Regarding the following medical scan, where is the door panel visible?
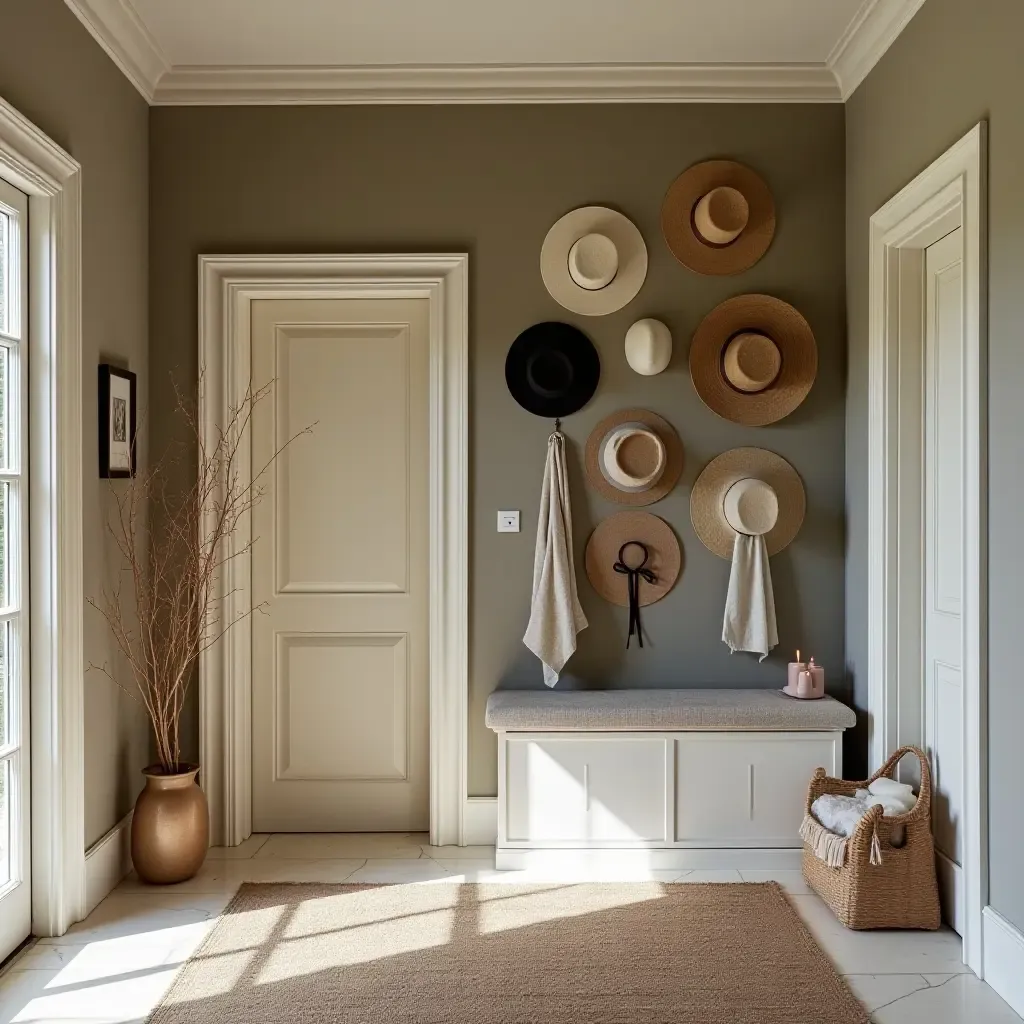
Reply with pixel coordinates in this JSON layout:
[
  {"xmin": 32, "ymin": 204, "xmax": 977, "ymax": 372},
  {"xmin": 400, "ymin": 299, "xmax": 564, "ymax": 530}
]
[
  {"xmin": 924, "ymin": 227, "xmax": 965, "ymax": 933},
  {"xmin": 251, "ymin": 298, "xmax": 429, "ymax": 832}
]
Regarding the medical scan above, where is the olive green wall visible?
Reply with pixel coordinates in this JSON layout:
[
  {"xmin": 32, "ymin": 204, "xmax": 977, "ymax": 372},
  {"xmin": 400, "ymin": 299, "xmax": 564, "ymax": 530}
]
[
  {"xmin": 150, "ymin": 103, "xmax": 847, "ymax": 796},
  {"xmin": 0, "ymin": 0, "xmax": 150, "ymax": 848},
  {"xmin": 846, "ymin": 0, "xmax": 1024, "ymax": 934}
]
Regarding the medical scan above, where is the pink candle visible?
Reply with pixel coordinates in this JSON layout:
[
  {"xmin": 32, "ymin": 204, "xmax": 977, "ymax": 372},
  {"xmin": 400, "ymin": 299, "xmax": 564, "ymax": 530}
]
[{"xmin": 787, "ymin": 650, "xmax": 806, "ymax": 692}]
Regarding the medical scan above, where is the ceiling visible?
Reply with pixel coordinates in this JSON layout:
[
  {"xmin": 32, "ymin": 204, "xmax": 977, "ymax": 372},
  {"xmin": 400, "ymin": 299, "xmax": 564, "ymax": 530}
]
[{"xmin": 64, "ymin": 0, "xmax": 928, "ymax": 105}]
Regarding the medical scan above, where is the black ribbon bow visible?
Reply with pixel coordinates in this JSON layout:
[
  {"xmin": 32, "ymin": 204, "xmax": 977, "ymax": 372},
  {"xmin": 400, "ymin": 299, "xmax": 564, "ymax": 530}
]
[{"xmin": 613, "ymin": 541, "xmax": 658, "ymax": 649}]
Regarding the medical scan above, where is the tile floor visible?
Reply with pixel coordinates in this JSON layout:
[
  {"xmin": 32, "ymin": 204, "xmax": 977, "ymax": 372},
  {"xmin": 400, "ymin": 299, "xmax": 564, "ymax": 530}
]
[{"xmin": 0, "ymin": 833, "xmax": 1018, "ymax": 1023}]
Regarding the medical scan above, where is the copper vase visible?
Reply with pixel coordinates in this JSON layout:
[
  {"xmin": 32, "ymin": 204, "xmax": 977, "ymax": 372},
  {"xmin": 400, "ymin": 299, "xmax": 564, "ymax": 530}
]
[{"xmin": 131, "ymin": 763, "xmax": 209, "ymax": 884}]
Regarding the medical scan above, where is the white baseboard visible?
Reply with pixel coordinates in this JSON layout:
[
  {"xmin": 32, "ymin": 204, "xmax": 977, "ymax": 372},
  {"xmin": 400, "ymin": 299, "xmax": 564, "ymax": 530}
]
[
  {"xmin": 463, "ymin": 797, "xmax": 497, "ymax": 846},
  {"xmin": 495, "ymin": 848, "xmax": 803, "ymax": 871},
  {"xmin": 983, "ymin": 906, "xmax": 1024, "ymax": 1018},
  {"xmin": 84, "ymin": 812, "xmax": 133, "ymax": 915}
]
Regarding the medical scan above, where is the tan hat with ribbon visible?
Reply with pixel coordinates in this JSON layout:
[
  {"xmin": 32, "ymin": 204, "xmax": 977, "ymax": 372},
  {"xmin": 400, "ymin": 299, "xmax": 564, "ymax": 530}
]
[
  {"xmin": 585, "ymin": 408, "xmax": 683, "ymax": 506},
  {"xmin": 690, "ymin": 447, "xmax": 805, "ymax": 559},
  {"xmin": 690, "ymin": 294, "xmax": 817, "ymax": 426},
  {"xmin": 661, "ymin": 160, "xmax": 775, "ymax": 276},
  {"xmin": 541, "ymin": 206, "xmax": 648, "ymax": 316}
]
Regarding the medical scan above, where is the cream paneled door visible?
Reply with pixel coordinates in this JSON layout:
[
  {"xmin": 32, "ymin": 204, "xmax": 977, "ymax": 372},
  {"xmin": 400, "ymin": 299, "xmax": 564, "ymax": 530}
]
[
  {"xmin": 924, "ymin": 227, "xmax": 965, "ymax": 933},
  {"xmin": 251, "ymin": 298, "xmax": 430, "ymax": 832}
]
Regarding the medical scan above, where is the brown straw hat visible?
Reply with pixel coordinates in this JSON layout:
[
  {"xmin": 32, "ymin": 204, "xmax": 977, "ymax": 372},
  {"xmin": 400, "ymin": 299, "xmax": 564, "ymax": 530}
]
[
  {"xmin": 584, "ymin": 408, "xmax": 683, "ymax": 506},
  {"xmin": 661, "ymin": 160, "xmax": 775, "ymax": 276},
  {"xmin": 585, "ymin": 512, "xmax": 681, "ymax": 607},
  {"xmin": 690, "ymin": 447, "xmax": 806, "ymax": 559},
  {"xmin": 690, "ymin": 294, "xmax": 817, "ymax": 426}
]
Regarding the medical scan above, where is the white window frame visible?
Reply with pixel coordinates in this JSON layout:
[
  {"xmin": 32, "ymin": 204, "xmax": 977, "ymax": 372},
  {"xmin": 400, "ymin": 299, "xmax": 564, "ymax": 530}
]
[
  {"xmin": 198, "ymin": 254, "xmax": 469, "ymax": 849},
  {"xmin": 0, "ymin": 95, "xmax": 86, "ymax": 936}
]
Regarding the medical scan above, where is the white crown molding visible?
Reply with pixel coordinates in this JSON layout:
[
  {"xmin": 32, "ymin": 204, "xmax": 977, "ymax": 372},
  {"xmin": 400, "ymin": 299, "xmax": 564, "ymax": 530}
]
[
  {"xmin": 63, "ymin": 0, "xmax": 168, "ymax": 102},
  {"xmin": 152, "ymin": 62, "xmax": 842, "ymax": 105},
  {"xmin": 828, "ymin": 0, "xmax": 929, "ymax": 100}
]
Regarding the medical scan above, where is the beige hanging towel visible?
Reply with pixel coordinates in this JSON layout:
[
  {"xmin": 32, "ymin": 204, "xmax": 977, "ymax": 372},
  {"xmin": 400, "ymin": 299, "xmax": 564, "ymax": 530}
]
[
  {"xmin": 524, "ymin": 432, "xmax": 588, "ymax": 687},
  {"xmin": 722, "ymin": 532, "xmax": 778, "ymax": 661}
]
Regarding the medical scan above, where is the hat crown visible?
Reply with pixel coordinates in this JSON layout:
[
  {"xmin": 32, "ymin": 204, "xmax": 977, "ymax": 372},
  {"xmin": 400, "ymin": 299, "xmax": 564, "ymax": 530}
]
[
  {"xmin": 694, "ymin": 186, "xmax": 750, "ymax": 246},
  {"xmin": 602, "ymin": 424, "xmax": 666, "ymax": 491},
  {"xmin": 723, "ymin": 332, "xmax": 782, "ymax": 394},
  {"xmin": 624, "ymin": 319, "xmax": 672, "ymax": 376},
  {"xmin": 723, "ymin": 478, "xmax": 779, "ymax": 536},
  {"xmin": 567, "ymin": 232, "xmax": 619, "ymax": 291}
]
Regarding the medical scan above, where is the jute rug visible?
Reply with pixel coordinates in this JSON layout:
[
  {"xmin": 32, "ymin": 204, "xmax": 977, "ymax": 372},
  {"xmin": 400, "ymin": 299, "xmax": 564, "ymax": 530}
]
[{"xmin": 149, "ymin": 882, "xmax": 868, "ymax": 1023}]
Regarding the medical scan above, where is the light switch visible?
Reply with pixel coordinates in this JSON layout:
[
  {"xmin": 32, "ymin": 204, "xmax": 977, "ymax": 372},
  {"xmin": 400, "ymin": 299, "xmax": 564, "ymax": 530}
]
[{"xmin": 497, "ymin": 510, "xmax": 520, "ymax": 533}]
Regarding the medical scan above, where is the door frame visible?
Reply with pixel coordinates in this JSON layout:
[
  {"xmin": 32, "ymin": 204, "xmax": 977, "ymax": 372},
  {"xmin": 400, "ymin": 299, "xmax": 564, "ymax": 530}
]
[
  {"xmin": 0, "ymin": 96, "xmax": 86, "ymax": 936},
  {"xmin": 867, "ymin": 122, "xmax": 986, "ymax": 971},
  {"xmin": 198, "ymin": 254, "xmax": 469, "ymax": 848}
]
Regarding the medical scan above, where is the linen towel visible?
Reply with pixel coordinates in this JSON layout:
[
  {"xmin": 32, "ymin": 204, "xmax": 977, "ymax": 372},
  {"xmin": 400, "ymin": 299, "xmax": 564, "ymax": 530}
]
[
  {"xmin": 523, "ymin": 432, "xmax": 588, "ymax": 687},
  {"xmin": 722, "ymin": 532, "xmax": 778, "ymax": 660}
]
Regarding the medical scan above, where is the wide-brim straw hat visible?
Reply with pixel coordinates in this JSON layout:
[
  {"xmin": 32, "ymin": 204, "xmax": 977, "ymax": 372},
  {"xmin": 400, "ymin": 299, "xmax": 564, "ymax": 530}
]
[
  {"xmin": 690, "ymin": 447, "xmax": 805, "ymax": 559},
  {"xmin": 661, "ymin": 159, "xmax": 775, "ymax": 276},
  {"xmin": 505, "ymin": 321, "xmax": 601, "ymax": 418},
  {"xmin": 585, "ymin": 408, "xmax": 683, "ymax": 506},
  {"xmin": 690, "ymin": 294, "xmax": 817, "ymax": 426},
  {"xmin": 541, "ymin": 206, "xmax": 648, "ymax": 316},
  {"xmin": 585, "ymin": 512, "xmax": 681, "ymax": 607}
]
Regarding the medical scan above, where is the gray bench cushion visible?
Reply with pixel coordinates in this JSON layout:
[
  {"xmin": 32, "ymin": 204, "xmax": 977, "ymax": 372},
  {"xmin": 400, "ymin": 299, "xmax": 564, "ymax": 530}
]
[{"xmin": 485, "ymin": 688, "xmax": 856, "ymax": 732}]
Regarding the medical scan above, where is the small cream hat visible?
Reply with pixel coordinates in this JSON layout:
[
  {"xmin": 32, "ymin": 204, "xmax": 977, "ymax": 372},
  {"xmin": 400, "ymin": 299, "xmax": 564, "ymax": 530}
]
[
  {"xmin": 690, "ymin": 447, "xmax": 805, "ymax": 559},
  {"xmin": 625, "ymin": 319, "xmax": 672, "ymax": 375},
  {"xmin": 541, "ymin": 206, "xmax": 648, "ymax": 316}
]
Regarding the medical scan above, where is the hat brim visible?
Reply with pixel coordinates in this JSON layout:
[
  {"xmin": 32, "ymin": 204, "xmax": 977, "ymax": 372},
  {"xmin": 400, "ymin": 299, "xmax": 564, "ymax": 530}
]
[
  {"xmin": 662, "ymin": 160, "xmax": 775, "ymax": 276},
  {"xmin": 585, "ymin": 512, "xmax": 681, "ymax": 607},
  {"xmin": 541, "ymin": 206, "xmax": 648, "ymax": 316},
  {"xmin": 690, "ymin": 447, "xmax": 805, "ymax": 559},
  {"xmin": 505, "ymin": 321, "xmax": 601, "ymax": 418},
  {"xmin": 585, "ymin": 408, "xmax": 684, "ymax": 506},
  {"xmin": 690, "ymin": 294, "xmax": 817, "ymax": 426}
]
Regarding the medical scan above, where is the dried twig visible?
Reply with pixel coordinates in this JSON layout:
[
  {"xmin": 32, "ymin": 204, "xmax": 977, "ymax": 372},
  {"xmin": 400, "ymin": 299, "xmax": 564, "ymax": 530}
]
[{"xmin": 89, "ymin": 371, "xmax": 312, "ymax": 772}]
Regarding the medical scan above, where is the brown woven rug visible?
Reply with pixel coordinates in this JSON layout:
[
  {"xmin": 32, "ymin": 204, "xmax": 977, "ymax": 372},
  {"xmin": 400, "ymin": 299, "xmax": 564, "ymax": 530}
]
[{"xmin": 149, "ymin": 882, "xmax": 867, "ymax": 1023}]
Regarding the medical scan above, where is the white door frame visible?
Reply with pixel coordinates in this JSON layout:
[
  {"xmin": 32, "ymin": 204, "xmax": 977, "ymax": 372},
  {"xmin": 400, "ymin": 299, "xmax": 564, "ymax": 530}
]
[
  {"xmin": 867, "ymin": 122, "xmax": 986, "ymax": 972},
  {"xmin": 198, "ymin": 254, "xmax": 469, "ymax": 848},
  {"xmin": 0, "ymin": 96, "xmax": 86, "ymax": 936}
]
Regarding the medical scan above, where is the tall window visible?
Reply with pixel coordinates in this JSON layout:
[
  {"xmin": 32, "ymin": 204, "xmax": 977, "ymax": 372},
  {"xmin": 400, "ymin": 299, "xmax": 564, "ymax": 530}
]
[{"xmin": 0, "ymin": 176, "xmax": 30, "ymax": 959}]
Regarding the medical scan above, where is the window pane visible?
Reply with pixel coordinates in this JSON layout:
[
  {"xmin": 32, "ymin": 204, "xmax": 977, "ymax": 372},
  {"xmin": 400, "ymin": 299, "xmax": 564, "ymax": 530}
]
[
  {"xmin": 0, "ymin": 623, "xmax": 6, "ymax": 750},
  {"xmin": 0, "ymin": 346, "xmax": 7, "ymax": 469},
  {"xmin": 0, "ymin": 482, "xmax": 7, "ymax": 607},
  {"xmin": 0, "ymin": 210, "xmax": 7, "ymax": 334},
  {"xmin": 0, "ymin": 759, "xmax": 9, "ymax": 887}
]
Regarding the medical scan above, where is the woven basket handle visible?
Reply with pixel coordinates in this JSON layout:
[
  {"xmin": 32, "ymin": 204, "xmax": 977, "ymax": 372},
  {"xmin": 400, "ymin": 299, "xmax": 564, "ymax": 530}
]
[{"xmin": 868, "ymin": 744, "xmax": 932, "ymax": 820}]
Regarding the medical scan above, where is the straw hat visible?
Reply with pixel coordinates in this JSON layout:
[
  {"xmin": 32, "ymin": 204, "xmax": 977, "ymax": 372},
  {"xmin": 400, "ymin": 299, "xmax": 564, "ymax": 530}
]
[
  {"xmin": 625, "ymin": 318, "xmax": 672, "ymax": 375},
  {"xmin": 690, "ymin": 447, "xmax": 805, "ymax": 559},
  {"xmin": 690, "ymin": 294, "xmax": 817, "ymax": 426},
  {"xmin": 661, "ymin": 160, "xmax": 775, "ymax": 276},
  {"xmin": 585, "ymin": 512, "xmax": 681, "ymax": 607},
  {"xmin": 585, "ymin": 408, "xmax": 683, "ymax": 506},
  {"xmin": 505, "ymin": 321, "xmax": 600, "ymax": 418},
  {"xmin": 541, "ymin": 206, "xmax": 648, "ymax": 316}
]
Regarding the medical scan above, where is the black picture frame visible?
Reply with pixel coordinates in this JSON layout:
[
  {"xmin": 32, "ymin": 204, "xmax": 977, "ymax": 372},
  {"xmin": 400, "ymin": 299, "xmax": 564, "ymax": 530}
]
[{"xmin": 98, "ymin": 364, "xmax": 137, "ymax": 478}]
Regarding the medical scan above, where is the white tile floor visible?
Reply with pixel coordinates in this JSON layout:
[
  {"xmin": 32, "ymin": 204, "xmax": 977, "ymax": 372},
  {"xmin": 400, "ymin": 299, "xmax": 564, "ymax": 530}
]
[{"xmin": 0, "ymin": 834, "xmax": 1018, "ymax": 1023}]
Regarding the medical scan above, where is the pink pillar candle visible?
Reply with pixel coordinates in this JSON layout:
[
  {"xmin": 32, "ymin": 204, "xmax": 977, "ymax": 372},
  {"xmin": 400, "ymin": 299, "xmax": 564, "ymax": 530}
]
[{"xmin": 787, "ymin": 651, "xmax": 806, "ymax": 692}]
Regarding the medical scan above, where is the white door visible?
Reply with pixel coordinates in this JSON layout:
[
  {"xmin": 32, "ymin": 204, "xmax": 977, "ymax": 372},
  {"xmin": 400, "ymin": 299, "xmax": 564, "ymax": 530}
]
[
  {"xmin": 923, "ymin": 227, "xmax": 965, "ymax": 934},
  {"xmin": 251, "ymin": 297, "xmax": 430, "ymax": 832},
  {"xmin": 0, "ymin": 177, "xmax": 31, "ymax": 960}
]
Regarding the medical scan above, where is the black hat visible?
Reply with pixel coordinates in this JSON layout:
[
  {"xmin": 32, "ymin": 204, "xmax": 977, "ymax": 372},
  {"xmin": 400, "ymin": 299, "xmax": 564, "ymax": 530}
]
[{"xmin": 505, "ymin": 322, "xmax": 600, "ymax": 419}]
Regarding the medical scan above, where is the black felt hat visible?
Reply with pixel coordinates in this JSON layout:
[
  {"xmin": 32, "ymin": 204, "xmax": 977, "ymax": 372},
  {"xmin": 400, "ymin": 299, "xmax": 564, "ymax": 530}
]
[{"xmin": 505, "ymin": 322, "xmax": 600, "ymax": 419}]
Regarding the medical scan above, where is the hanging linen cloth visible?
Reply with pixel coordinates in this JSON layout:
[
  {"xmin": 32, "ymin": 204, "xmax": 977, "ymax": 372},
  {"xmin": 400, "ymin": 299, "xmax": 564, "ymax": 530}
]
[
  {"xmin": 523, "ymin": 431, "xmax": 588, "ymax": 686},
  {"xmin": 722, "ymin": 532, "xmax": 778, "ymax": 661}
]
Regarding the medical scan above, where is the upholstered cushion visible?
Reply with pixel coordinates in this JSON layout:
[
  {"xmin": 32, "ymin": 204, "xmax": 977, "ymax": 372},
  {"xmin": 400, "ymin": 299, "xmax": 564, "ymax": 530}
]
[{"xmin": 485, "ymin": 688, "xmax": 856, "ymax": 732}]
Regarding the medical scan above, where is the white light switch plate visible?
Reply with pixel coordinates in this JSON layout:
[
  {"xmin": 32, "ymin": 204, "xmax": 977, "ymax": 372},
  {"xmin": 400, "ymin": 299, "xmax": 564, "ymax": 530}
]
[{"xmin": 497, "ymin": 510, "xmax": 520, "ymax": 533}]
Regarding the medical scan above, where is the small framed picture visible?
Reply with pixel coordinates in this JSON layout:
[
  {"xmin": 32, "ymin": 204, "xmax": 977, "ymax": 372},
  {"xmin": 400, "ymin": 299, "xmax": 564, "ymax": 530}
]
[{"xmin": 98, "ymin": 364, "xmax": 137, "ymax": 478}]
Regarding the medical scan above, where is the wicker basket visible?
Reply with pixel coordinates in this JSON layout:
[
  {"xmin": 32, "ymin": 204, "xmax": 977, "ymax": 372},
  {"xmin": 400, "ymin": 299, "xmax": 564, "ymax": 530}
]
[{"xmin": 801, "ymin": 745, "xmax": 941, "ymax": 930}]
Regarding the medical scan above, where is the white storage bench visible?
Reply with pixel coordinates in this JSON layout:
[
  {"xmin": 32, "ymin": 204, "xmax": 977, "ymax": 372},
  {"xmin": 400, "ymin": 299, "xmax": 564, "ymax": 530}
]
[{"xmin": 485, "ymin": 689, "xmax": 856, "ymax": 871}]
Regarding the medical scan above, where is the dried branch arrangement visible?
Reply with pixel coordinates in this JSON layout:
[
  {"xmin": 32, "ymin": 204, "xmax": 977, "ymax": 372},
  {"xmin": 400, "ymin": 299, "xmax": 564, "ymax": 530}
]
[{"xmin": 90, "ymin": 375, "xmax": 311, "ymax": 773}]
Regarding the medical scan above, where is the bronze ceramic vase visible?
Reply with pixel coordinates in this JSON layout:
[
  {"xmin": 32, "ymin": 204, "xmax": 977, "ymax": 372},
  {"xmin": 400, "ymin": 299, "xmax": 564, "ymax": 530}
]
[{"xmin": 131, "ymin": 763, "xmax": 209, "ymax": 884}]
